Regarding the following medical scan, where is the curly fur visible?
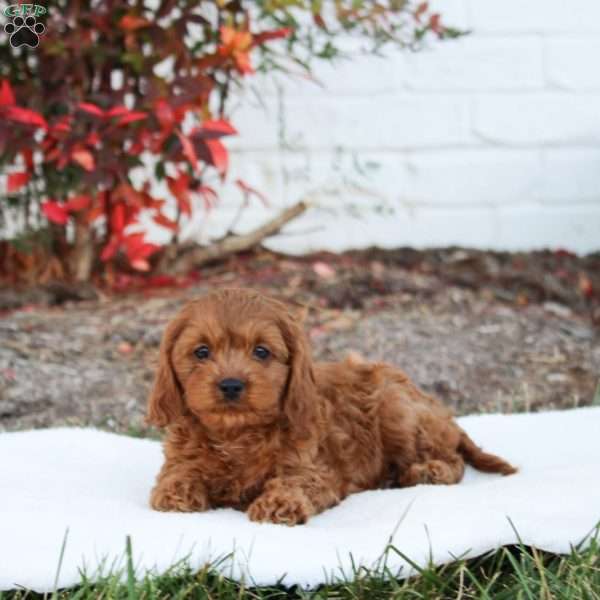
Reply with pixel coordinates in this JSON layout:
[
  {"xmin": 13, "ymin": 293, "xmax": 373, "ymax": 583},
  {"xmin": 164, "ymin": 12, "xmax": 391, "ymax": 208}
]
[{"xmin": 147, "ymin": 288, "xmax": 516, "ymax": 525}]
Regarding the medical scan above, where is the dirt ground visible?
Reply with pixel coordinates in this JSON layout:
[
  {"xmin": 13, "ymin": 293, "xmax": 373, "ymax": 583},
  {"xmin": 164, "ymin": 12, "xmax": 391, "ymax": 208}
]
[{"xmin": 1, "ymin": 247, "xmax": 598, "ymax": 433}]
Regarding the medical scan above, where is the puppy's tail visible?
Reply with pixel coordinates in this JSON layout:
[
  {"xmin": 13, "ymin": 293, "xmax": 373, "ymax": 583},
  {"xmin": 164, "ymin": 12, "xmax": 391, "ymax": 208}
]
[{"xmin": 458, "ymin": 430, "xmax": 517, "ymax": 475}]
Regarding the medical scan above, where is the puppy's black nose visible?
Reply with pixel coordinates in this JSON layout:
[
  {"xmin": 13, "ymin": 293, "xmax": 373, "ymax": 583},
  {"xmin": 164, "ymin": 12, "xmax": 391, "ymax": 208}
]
[{"xmin": 218, "ymin": 378, "xmax": 245, "ymax": 401}]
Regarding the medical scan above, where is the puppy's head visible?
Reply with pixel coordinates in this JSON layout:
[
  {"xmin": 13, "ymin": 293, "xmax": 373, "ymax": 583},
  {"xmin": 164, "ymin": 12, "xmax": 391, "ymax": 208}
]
[{"xmin": 147, "ymin": 289, "xmax": 317, "ymax": 438}]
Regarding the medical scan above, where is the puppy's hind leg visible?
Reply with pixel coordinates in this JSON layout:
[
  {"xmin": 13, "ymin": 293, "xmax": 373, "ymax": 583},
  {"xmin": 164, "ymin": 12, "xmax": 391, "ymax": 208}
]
[
  {"xmin": 379, "ymin": 392, "xmax": 421, "ymax": 479},
  {"xmin": 396, "ymin": 455, "xmax": 465, "ymax": 487},
  {"xmin": 379, "ymin": 381, "xmax": 466, "ymax": 487}
]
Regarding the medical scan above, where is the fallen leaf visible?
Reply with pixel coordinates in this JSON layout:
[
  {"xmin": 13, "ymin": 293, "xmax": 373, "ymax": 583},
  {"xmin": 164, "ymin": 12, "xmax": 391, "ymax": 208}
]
[
  {"xmin": 579, "ymin": 273, "xmax": 593, "ymax": 298},
  {"xmin": 312, "ymin": 261, "xmax": 336, "ymax": 279},
  {"xmin": 1, "ymin": 368, "xmax": 16, "ymax": 382},
  {"xmin": 117, "ymin": 341, "xmax": 134, "ymax": 354}
]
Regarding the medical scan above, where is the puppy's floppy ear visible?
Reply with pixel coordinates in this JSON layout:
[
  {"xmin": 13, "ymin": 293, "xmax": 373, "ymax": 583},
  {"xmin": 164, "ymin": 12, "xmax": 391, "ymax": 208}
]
[
  {"xmin": 286, "ymin": 299, "xmax": 310, "ymax": 324},
  {"xmin": 278, "ymin": 306, "xmax": 319, "ymax": 442},
  {"xmin": 146, "ymin": 317, "xmax": 185, "ymax": 428}
]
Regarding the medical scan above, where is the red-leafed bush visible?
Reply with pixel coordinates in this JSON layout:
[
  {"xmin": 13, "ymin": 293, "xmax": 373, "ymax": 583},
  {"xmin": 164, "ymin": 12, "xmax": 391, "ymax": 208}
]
[{"xmin": 0, "ymin": 1, "xmax": 459, "ymax": 285}]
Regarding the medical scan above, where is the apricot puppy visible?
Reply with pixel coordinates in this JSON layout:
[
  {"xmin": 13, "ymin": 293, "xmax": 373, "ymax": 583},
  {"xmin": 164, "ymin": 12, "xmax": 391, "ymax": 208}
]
[{"xmin": 147, "ymin": 288, "xmax": 516, "ymax": 525}]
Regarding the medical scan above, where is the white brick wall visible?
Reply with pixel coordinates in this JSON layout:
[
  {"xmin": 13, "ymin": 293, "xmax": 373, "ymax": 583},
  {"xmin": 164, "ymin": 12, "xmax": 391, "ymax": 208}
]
[{"xmin": 173, "ymin": 0, "xmax": 600, "ymax": 254}]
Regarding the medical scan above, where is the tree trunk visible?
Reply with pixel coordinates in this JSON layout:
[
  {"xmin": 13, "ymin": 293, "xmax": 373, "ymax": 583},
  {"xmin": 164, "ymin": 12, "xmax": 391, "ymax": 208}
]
[{"xmin": 70, "ymin": 215, "xmax": 95, "ymax": 282}]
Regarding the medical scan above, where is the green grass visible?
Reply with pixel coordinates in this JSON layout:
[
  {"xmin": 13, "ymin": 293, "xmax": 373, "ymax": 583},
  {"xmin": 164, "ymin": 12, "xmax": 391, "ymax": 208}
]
[{"xmin": 2, "ymin": 532, "xmax": 599, "ymax": 600}]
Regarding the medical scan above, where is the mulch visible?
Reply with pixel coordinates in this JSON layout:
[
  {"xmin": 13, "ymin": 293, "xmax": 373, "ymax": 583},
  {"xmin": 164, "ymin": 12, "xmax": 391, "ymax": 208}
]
[{"xmin": 1, "ymin": 247, "xmax": 598, "ymax": 433}]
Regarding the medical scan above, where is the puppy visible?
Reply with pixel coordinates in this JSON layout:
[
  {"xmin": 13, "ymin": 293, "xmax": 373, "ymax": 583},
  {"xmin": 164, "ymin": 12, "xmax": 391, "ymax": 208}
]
[{"xmin": 147, "ymin": 288, "xmax": 516, "ymax": 525}]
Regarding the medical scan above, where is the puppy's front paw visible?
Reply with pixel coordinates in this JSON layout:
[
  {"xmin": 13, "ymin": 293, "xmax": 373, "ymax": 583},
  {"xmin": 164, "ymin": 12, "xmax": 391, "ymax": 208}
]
[
  {"xmin": 150, "ymin": 478, "xmax": 209, "ymax": 513},
  {"xmin": 247, "ymin": 488, "xmax": 314, "ymax": 526}
]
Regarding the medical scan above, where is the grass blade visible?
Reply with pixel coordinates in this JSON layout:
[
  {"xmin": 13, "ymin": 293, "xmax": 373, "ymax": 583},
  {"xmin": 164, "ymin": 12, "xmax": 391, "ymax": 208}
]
[
  {"xmin": 125, "ymin": 535, "xmax": 137, "ymax": 600},
  {"xmin": 50, "ymin": 528, "xmax": 69, "ymax": 600}
]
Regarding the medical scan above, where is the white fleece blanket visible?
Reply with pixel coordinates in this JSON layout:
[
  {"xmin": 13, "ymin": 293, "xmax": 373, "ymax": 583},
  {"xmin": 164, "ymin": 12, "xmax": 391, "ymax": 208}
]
[{"xmin": 1, "ymin": 408, "xmax": 599, "ymax": 592}]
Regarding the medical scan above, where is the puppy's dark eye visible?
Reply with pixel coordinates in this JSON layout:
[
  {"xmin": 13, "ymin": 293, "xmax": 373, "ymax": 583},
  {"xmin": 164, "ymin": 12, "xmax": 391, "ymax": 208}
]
[
  {"xmin": 194, "ymin": 345, "xmax": 210, "ymax": 360},
  {"xmin": 253, "ymin": 346, "xmax": 270, "ymax": 360}
]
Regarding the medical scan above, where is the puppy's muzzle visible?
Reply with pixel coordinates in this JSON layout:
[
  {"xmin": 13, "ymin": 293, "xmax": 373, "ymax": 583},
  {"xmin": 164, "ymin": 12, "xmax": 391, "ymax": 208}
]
[{"xmin": 218, "ymin": 378, "xmax": 245, "ymax": 402}]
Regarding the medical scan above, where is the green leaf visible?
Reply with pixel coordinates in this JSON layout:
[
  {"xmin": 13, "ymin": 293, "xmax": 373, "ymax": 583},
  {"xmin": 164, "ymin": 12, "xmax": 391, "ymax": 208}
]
[{"xmin": 154, "ymin": 161, "xmax": 166, "ymax": 180}]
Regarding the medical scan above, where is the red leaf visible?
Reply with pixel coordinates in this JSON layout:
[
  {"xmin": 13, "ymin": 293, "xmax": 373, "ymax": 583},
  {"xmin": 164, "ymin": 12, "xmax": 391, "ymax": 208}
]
[
  {"xmin": 117, "ymin": 111, "xmax": 148, "ymax": 126},
  {"xmin": 65, "ymin": 194, "xmax": 91, "ymax": 212},
  {"xmin": 78, "ymin": 102, "xmax": 105, "ymax": 117},
  {"xmin": 128, "ymin": 141, "xmax": 145, "ymax": 155},
  {"xmin": 123, "ymin": 232, "xmax": 145, "ymax": 254},
  {"xmin": 86, "ymin": 207, "xmax": 104, "ymax": 224},
  {"xmin": 85, "ymin": 131, "xmax": 101, "ymax": 146},
  {"xmin": 555, "ymin": 248, "xmax": 576, "ymax": 259},
  {"xmin": 202, "ymin": 138, "xmax": 228, "ymax": 174},
  {"xmin": 199, "ymin": 186, "xmax": 218, "ymax": 211},
  {"xmin": 176, "ymin": 130, "xmax": 199, "ymax": 171},
  {"xmin": 45, "ymin": 146, "xmax": 61, "ymax": 163},
  {"xmin": 111, "ymin": 203, "xmax": 126, "ymax": 233},
  {"xmin": 41, "ymin": 201, "xmax": 69, "ymax": 225},
  {"xmin": 235, "ymin": 53, "xmax": 254, "ymax": 75},
  {"xmin": 177, "ymin": 197, "xmax": 192, "ymax": 217},
  {"xmin": 57, "ymin": 151, "xmax": 70, "ymax": 169},
  {"xmin": 7, "ymin": 171, "xmax": 30, "ymax": 193},
  {"xmin": 194, "ymin": 119, "xmax": 238, "ymax": 139},
  {"xmin": 87, "ymin": 191, "xmax": 107, "ymax": 223},
  {"xmin": 150, "ymin": 129, "xmax": 172, "ymax": 153},
  {"xmin": 235, "ymin": 179, "xmax": 268, "ymax": 207},
  {"xmin": 154, "ymin": 99, "xmax": 176, "ymax": 131},
  {"xmin": 415, "ymin": 2, "xmax": 429, "ymax": 21},
  {"xmin": 124, "ymin": 233, "xmax": 159, "ymax": 271},
  {"xmin": 579, "ymin": 273, "xmax": 594, "ymax": 298},
  {"xmin": 51, "ymin": 116, "xmax": 72, "ymax": 134},
  {"xmin": 130, "ymin": 242, "xmax": 159, "ymax": 260},
  {"xmin": 167, "ymin": 173, "xmax": 192, "ymax": 216},
  {"xmin": 253, "ymin": 27, "xmax": 292, "ymax": 46},
  {"xmin": 124, "ymin": 204, "xmax": 141, "ymax": 227},
  {"xmin": 313, "ymin": 13, "xmax": 327, "ymax": 29},
  {"xmin": 0, "ymin": 79, "xmax": 15, "ymax": 106},
  {"xmin": 143, "ymin": 274, "xmax": 177, "ymax": 288},
  {"xmin": 105, "ymin": 105, "xmax": 129, "ymax": 118},
  {"xmin": 130, "ymin": 258, "xmax": 150, "ymax": 272},
  {"xmin": 71, "ymin": 149, "xmax": 95, "ymax": 171},
  {"xmin": 5, "ymin": 106, "xmax": 47, "ymax": 129},
  {"xmin": 114, "ymin": 182, "xmax": 143, "ymax": 207},
  {"xmin": 22, "ymin": 149, "xmax": 33, "ymax": 170},
  {"xmin": 153, "ymin": 212, "xmax": 178, "ymax": 231},
  {"xmin": 119, "ymin": 15, "xmax": 151, "ymax": 31},
  {"xmin": 218, "ymin": 27, "xmax": 254, "ymax": 74},
  {"xmin": 429, "ymin": 13, "xmax": 442, "ymax": 34},
  {"xmin": 100, "ymin": 236, "xmax": 120, "ymax": 261},
  {"xmin": 140, "ymin": 189, "xmax": 164, "ymax": 209}
]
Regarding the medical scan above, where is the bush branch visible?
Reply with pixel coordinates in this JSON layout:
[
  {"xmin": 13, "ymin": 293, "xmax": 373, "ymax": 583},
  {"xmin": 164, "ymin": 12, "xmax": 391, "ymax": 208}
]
[{"xmin": 166, "ymin": 200, "xmax": 309, "ymax": 274}]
